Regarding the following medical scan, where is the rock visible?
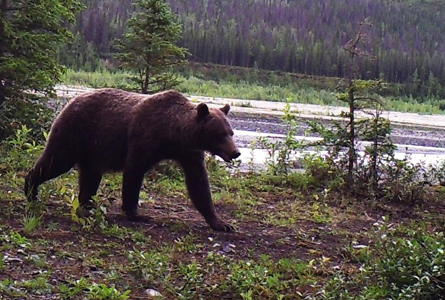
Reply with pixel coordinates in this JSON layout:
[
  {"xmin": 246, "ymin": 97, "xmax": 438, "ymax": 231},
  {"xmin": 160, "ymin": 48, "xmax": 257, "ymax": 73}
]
[
  {"xmin": 222, "ymin": 243, "xmax": 236, "ymax": 253},
  {"xmin": 145, "ymin": 288, "xmax": 162, "ymax": 298}
]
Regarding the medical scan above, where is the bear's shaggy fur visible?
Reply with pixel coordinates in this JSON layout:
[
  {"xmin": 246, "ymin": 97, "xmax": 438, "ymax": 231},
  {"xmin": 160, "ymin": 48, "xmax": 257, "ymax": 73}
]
[{"xmin": 25, "ymin": 88, "xmax": 240, "ymax": 231}]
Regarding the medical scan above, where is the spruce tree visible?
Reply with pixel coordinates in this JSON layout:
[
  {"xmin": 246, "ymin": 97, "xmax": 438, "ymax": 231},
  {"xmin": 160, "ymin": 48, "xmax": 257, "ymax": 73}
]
[
  {"xmin": 115, "ymin": 0, "xmax": 188, "ymax": 94},
  {"xmin": 0, "ymin": 0, "xmax": 83, "ymax": 106}
]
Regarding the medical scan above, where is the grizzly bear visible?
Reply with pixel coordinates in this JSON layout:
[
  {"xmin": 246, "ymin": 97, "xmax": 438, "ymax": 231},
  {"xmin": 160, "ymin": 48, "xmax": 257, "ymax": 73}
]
[{"xmin": 25, "ymin": 88, "xmax": 240, "ymax": 231}]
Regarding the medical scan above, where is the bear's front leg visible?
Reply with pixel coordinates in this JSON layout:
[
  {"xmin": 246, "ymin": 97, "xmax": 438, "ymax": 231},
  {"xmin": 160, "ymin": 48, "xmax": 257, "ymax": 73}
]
[{"xmin": 178, "ymin": 154, "xmax": 234, "ymax": 232}]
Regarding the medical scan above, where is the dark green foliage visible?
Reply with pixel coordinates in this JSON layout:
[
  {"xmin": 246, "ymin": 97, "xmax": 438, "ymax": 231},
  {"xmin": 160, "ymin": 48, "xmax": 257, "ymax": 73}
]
[
  {"xmin": 0, "ymin": 0, "xmax": 83, "ymax": 140},
  {"xmin": 375, "ymin": 227, "xmax": 445, "ymax": 299},
  {"xmin": 58, "ymin": 33, "xmax": 102, "ymax": 72},
  {"xmin": 0, "ymin": 0, "xmax": 84, "ymax": 104},
  {"xmin": 114, "ymin": 0, "xmax": 188, "ymax": 94},
  {"xmin": 315, "ymin": 220, "xmax": 445, "ymax": 299},
  {"xmin": 0, "ymin": 95, "xmax": 55, "ymax": 142}
]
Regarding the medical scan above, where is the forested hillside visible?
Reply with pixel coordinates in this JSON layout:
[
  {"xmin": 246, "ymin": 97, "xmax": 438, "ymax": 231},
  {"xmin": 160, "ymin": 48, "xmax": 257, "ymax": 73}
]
[{"xmin": 61, "ymin": 0, "xmax": 445, "ymax": 98}]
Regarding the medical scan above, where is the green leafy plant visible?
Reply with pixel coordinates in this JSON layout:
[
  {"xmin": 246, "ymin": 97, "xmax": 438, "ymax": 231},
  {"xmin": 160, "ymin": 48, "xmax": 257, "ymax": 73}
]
[
  {"xmin": 87, "ymin": 283, "xmax": 131, "ymax": 300},
  {"xmin": 174, "ymin": 261, "xmax": 205, "ymax": 298},
  {"xmin": 22, "ymin": 274, "xmax": 53, "ymax": 294},
  {"xmin": 310, "ymin": 202, "xmax": 332, "ymax": 224},
  {"xmin": 258, "ymin": 101, "xmax": 303, "ymax": 176},
  {"xmin": 128, "ymin": 248, "xmax": 172, "ymax": 284},
  {"xmin": 2, "ymin": 125, "xmax": 45, "ymax": 170},
  {"xmin": 314, "ymin": 218, "xmax": 445, "ymax": 300},
  {"xmin": 70, "ymin": 195, "xmax": 109, "ymax": 230},
  {"xmin": 301, "ymin": 153, "xmax": 344, "ymax": 190},
  {"xmin": 2, "ymin": 230, "xmax": 31, "ymax": 248},
  {"xmin": 0, "ymin": 279, "xmax": 25, "ymax": 298},
  {"xmin": 373, "ymin": 223, "xmax": 445, "ymax": 299},
  {"xmin": 59, "ymin": 277, "xmax": 89, "ymax": 299},
  {"xmin": 21, "ymin": 212, "xmax": 42, "ymax": 234}
]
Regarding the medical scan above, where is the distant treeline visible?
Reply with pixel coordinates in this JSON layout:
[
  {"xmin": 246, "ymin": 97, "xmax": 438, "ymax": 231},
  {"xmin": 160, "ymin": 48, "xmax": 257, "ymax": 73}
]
[{"xmin": 59, "ymin": 0, "xmax": 445, "ymax": 99}]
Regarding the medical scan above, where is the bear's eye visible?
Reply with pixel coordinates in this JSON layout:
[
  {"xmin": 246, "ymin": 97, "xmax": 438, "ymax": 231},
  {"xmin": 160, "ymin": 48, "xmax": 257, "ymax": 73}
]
[{"xmin": 216, "ymin": 133, "xmax": 227, "ymax": 142}]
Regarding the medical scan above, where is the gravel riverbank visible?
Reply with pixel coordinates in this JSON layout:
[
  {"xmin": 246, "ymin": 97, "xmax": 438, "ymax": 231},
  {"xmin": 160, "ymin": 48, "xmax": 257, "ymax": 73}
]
[{"xmin": 229, "ymin": 111, "xmax": 445, "ymax": 155}]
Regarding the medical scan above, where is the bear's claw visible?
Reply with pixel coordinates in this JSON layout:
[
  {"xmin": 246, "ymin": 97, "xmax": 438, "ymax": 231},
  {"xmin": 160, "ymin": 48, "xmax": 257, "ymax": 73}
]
[{"xmin": 209, "ymin": 219, "xmax": 235, "ymax": 232}]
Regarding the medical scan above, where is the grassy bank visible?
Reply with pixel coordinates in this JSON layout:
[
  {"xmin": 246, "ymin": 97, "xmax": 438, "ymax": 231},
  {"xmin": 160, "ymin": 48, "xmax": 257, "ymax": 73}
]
[{"xmin": 61, "ymin": 67, "xmax": 445, "ymax": 115}]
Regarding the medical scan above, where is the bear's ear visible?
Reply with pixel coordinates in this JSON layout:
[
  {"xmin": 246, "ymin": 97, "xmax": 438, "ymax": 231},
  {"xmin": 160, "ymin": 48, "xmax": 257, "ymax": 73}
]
[
  {"xmin": 220, "ymin": 103, "xmax": 230, "ymax": 115},
  {"xmin": 197, "ymin": 103, "xmax": 210, "ymax": 121}
]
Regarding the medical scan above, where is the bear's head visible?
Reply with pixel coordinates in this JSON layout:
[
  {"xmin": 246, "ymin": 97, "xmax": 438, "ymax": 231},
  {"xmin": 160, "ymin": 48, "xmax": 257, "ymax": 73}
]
[{"xmin": 196, "ymin": 103, "xmax": 241, "ymax": 162}]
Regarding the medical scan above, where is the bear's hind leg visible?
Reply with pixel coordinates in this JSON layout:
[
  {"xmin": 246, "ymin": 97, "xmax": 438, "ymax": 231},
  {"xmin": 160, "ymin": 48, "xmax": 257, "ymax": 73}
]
[
  {"xmin": 178, "ymin": 153, "xmax": 234, "ymax": 232},
  {"xmin": 25, "ymin": 152, "xmax": 76, "ymax": 202},
  {"xmin": 121, "ymin": 164, "xmax": 150, "ymax": 221},
  {"xmin": 78, "ymin": 164, "xmax": 103, "ymax": 209}
]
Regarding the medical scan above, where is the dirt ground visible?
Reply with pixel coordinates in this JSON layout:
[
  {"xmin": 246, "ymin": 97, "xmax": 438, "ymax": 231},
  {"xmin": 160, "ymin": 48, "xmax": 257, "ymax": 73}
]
[{"xmin": 2, "ymin": 168, "xmax": 445, "ymax": 299}]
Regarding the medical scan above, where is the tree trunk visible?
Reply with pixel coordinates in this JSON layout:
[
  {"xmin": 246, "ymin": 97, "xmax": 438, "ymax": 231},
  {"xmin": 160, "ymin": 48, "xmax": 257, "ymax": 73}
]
[
  {"xmin": 347, "ymin": 85, "xmax": 355, "ymax": 185},
  {"xmin": 371, "ymin": 117, "xmax": 378, "ymax": 185},
  {"xmin": 143, "ymin": 65, "xmax": 149, "ymax": 94},
  {"xmin": 0, "ymin": 81, "xmax": 5, "ymax": 107},
  {"xmin": 0, "ymin": 0, "xmax": 7, "ymax": 106}
]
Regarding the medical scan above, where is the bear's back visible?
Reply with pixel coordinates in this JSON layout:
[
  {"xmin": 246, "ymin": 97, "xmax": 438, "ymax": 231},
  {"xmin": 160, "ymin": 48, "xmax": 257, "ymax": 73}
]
[
  {"xmin": 47, "ymin": 89, "xmax": 195, "ymax": 171},
  {"xmin": 63, "ymin": 89, "xmax": 143, "ymax": 118}
]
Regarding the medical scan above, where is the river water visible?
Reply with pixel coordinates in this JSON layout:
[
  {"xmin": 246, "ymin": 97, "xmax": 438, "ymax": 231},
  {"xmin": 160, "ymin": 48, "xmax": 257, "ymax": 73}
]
[{"xmin": 233, "ymin": 130, "xmax": 445, "ymax": 170}]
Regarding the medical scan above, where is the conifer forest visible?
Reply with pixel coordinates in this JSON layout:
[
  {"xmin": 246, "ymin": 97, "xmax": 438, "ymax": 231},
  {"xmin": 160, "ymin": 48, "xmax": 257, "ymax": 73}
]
[{"xmin": 61, "ymin": 0, "xmax": 445, "ymax": 98}]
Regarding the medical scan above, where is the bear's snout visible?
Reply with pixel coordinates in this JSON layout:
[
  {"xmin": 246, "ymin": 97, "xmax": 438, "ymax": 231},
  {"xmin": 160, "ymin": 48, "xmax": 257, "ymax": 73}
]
[
  {"xmin": 231, "ymin": 150, "xmax": 241, "ymax": 159},
  {"xmin": 214, "ymin": 146, "xmax": 241, "ymax": 163}
]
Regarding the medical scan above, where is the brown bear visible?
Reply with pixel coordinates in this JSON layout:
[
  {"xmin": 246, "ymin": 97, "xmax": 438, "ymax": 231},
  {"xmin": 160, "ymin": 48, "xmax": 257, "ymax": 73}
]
[{"xmin": 24, "ymin": 88, "xmax": 240, "ymax": 231}]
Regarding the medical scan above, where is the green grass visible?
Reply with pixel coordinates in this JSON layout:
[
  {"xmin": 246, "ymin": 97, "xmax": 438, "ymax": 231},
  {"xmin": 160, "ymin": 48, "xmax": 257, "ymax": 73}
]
[
  {"xmin": 62, "ymin": 68, "xmax": 135, "ymax": 90},
  {"xmin": 61, "ymin": 67, "xmax": 445, "ymax": 114},
  {"xmin": 21, "ymin": 212, "xmax": 42, "ymax": 234}
]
